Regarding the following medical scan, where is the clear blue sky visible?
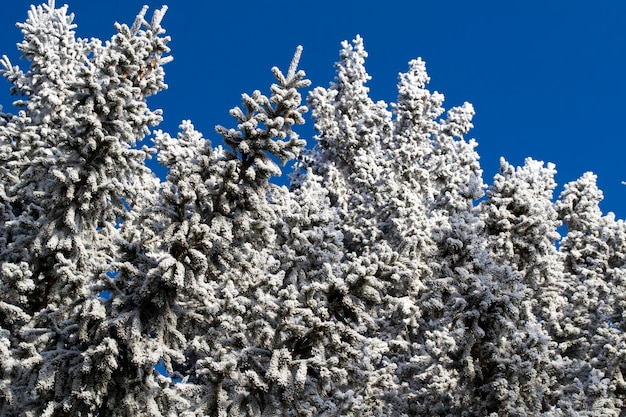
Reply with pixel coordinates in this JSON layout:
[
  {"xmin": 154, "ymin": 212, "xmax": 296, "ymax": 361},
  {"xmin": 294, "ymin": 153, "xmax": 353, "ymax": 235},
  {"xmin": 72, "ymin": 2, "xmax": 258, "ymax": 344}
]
[{"xmin": 2, "ymin": 1, "xmax": 626, "ymax": 219}]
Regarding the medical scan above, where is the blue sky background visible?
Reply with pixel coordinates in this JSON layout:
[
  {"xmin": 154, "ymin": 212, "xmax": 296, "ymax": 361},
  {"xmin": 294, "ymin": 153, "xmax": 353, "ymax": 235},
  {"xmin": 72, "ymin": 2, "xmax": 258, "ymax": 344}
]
[{"xmin": 2, "ymin": 1, "xmax": 626, "ymax": 219}]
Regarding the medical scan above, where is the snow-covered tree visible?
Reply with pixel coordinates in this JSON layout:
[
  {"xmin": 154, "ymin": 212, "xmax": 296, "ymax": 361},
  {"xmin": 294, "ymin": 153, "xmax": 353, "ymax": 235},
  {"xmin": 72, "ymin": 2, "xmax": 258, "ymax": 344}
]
[
  {"xmin": 0, "ymin": 2, "xmax": 169, "ymax": 414},
  {"xmin": 391, "ymin": 65, "xmax": 554, "ymax": 415},
  {"xmin": 556, "ymin": 173, "xmax": 626, "ymax": 415},
  {"xmin": 2, "ymin": 3, "xmax": 626, "ymax": 416},
  {"xmin": 297, "ymin": 36, "xmax": 405, "ymax": 415},
  {"xmin": 477, "ymin": 158, "xmax": 568, "ymax": 413},
  {"xmin": 123, "ymin": 46, "xmax": 316, "ymax": 416},
  {"xmin": 479, "ymin": 158, "xmax": 566, "ymax": 329},
  {"xmin": 276, "ymin": 170, "xmax": 372, "ymax": 415}
]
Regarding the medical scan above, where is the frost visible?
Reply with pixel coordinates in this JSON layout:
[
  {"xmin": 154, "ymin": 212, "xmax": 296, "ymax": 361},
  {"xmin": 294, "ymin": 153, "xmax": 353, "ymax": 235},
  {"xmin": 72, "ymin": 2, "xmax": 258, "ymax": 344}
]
[{"xmin": 1, "ymin": 3, "xmax": 624, "ymax": 416}]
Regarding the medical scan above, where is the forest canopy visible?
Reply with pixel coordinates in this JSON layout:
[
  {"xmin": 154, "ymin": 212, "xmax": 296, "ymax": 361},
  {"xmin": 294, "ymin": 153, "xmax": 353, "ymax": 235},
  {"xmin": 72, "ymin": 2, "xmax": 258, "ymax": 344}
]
[{"xmin": 1, "ymin": 3, "xmax": 625, "ymax": 416}]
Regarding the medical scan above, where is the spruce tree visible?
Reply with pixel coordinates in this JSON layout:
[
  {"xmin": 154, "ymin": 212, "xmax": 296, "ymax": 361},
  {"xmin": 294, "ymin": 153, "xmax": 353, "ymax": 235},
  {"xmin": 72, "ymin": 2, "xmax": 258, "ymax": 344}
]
[
  {"xmin": 478, "ymin": 158, "xmax": 567, "ymax": 414},
  {"xmin": 3, "ymin": 3, "xmax": 626, "ymax": 416},
  {"xmin": 299, "ymin": 36, "xmax": 403, "ymax": 415},
  {"xmin": 556, "ymin": 173, "xmax": 625, "ymax": 414},
  {"xmin": 0, "ymin": 2, "xmax": 169, "ymax": 414},
  {"xmin": 479, "ymin": 158, "xmax": 566, "ymax": 329},
  {"xmin": 126, "ymin": 47, "xmax": 313, "ymax": 415}
]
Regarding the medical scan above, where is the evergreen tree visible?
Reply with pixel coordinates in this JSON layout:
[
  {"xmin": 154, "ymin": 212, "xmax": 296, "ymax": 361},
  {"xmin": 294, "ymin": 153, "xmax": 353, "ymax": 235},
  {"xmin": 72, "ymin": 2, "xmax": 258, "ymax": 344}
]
[
  {"xmin": 479, "ymin": 158, "xmax": 566, "ymax": 329},
  {"xmin": 556, "ymin": 173, "xmax": 625, "ymax": 415},
  {"xmin": 395, "ymin": 70, "xmax": 552, "ymax": 416},
  {"xmin": 0, "ymin": 2, "xmax": 169, "ymax": 414},
  {"xmin": 277, "ymin": 170, "xmax": 370, "ymax": 415},
  {"xmin": 299, "ymin": 36, "xmax": 403, "ymax": 415},
  {"xmin": 124, "ymin": 47, "xmax": 313, "ymax": 416},
  {"xmin": 478, "ymin": 158, "xmax": 567, "ymax": 414},
  {"xmin": 2, "ymin": 3, "xmax": 626, "ymax": 416},
  {"xmin": 379, "ymin": 54, "xmax": 488, "ymax": 415}
]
